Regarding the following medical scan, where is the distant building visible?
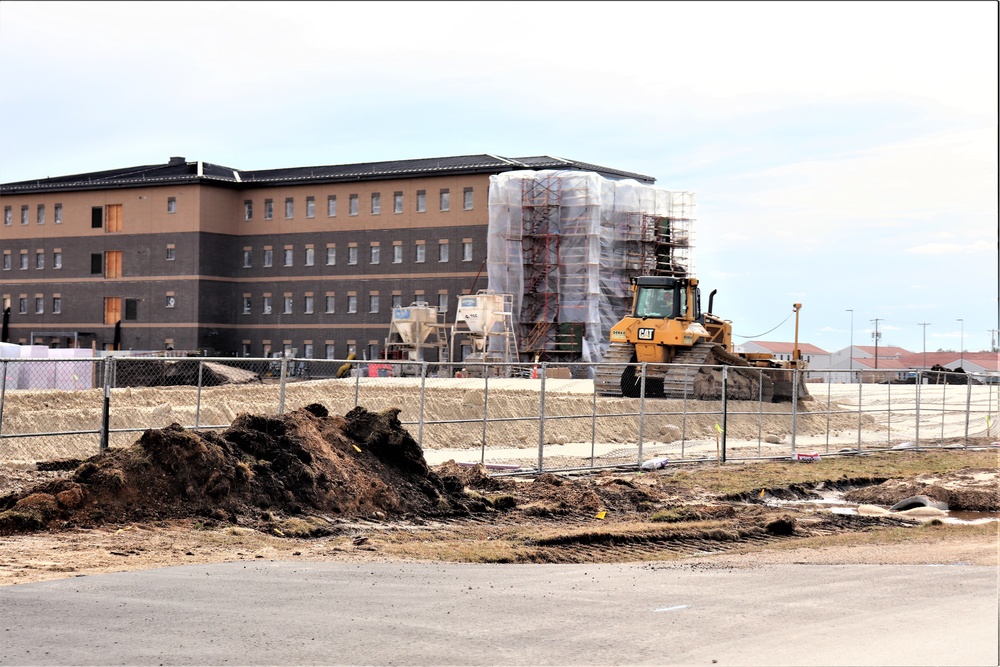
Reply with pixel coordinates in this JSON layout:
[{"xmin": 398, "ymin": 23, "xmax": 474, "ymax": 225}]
[{"xmin": 1, "ymin": 155, "xmax": 654, "ymax": 359}]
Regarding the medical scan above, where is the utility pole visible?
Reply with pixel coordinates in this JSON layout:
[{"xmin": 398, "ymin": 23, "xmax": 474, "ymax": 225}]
[
  {"xmin": 918, "ymin": 323, "xmax": 931, "ymax": 370},
  {"xmin": 988, "ymin": 328, "xmax": 998, "ymax": 353},
  {"xmin": 871, "ymin": 318, "xmax": 882, "ymax": 370},
  {"xmin": 956, "ymin": 318, "xmax": 964, "ymax": 368},
  {"xmin": 846, "ymin": 309, "xmax": 854, "ymax": 379}
]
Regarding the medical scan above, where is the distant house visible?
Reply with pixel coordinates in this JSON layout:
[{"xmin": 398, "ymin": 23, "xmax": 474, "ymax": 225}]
[{"xmin": 735, "ymin": 341, "xmax": 830, "ymax": 380}]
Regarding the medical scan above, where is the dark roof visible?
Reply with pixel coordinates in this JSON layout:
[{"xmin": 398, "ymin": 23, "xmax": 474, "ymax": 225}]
[{"xmin": 1, "ymin": 154, "xmax": 655, "ymax": 194}]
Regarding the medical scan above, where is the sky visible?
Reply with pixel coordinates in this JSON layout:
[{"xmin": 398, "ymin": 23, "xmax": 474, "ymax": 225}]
[{"xmin": 1, "ymin": 1, "xmax": 997, "ymax": 355}]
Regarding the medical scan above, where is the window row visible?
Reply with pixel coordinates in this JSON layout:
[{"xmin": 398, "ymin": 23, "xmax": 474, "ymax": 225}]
[
  {"xmin": 240, "ymin": 340, "xmax": 368, "ymax": 361},
  {"xmin": 4, "ymin": 203, "xmax": 64, "ymax": 225},
  {"xmin": 242, "ymin": 239, "xmax": 473, "ymax": 268},
  {"xmin": 242, "ymin": 291, "xmax": 451, "ymax": 316},
  {"xmin": 242, "ymin": 188, "xmax": 474, "ymax": 221},
  {"xmin": 3, "ymin": 250, "xmax": 63, "ymax": 271},
  {"xmin": 9, "ymin": 294, "xmax": 64, "ymax": 315}
]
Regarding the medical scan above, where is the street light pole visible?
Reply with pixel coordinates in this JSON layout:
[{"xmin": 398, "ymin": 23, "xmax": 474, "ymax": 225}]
[
  {"xmin": 956, "ymin": 318, "xmax": 964, "ymax": 368},
  {"xmin": 918, "ymin": 322, "xmax": 930, "ymax": 370},
  {"xmin": 871, "ymin": 318, "xmax": 882, "ymax": 370},
  {"xmin": 846, "ymin": 309, "xmax": 854, "ymax": 379}
]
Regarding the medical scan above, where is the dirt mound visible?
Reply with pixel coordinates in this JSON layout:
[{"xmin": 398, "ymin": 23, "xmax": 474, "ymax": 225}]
[
  {"xmin": 843, "ymin": 468, "xmax": 1000, "ymax": 512},
  {"xmin": 0, "ymin": 404, "xmax": 478, "ymax": 535}
]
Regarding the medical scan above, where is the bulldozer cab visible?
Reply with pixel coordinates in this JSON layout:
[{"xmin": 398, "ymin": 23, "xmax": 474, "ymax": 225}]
[{"xmin": 631, "ymin": 276, "xmax": 699, "ymax": 322}]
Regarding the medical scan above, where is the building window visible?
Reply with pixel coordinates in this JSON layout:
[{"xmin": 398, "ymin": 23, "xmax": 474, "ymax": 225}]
[
  {"xmin": 35, "ymin": 297, "xmax": 44, "ymax": 314},
  {"xmin": 416, "ymin": 190, "xmax": 426, "ymax": 213},
  {"xmin": 167, "ymin": 197, "xmax": 176, "ymax": 214},
  {"xmin": 304, "ymin": 295, "xmax": 314, "ymax": 314},
  {"xmin": 393, "ymin": 192, "xmax": 403, "ymax": 214},
  {"xmin": 415, "ymin": 243, "xmax": 426, "ymax": 263},
  {"xmin": 244, "ymin": 200, "xmax": 253, "ymax": 221},
  {"xmin": 325, "ymin": 295, "xmax": 335, "ymax": 313},
  {"xmin": 91, "ymin": 253, "xmax": 103, "ymax": 274},
  {"xmin": 327, "ymin": 195, "xmax": 337, "ymax": 217},
  {"xmin": 53, "ymin": 251, "xmax": 62, "ymax": 269},
  {"xmin": 243, "ymin": 297, "xmax": 252, "ymax": 314},
  {"xmin": 306, "ymin": 196, "xmax": 315, "ymax": 218},
  {"xmin": 243, "ymin": 249, "xmax": 252, "ymax": 268},
  {"xmin": 54, "ymin": 203, "xmax": 62, "ymax": 224},
  {"xmin": 263, "ymin": 296, "xmax": 273, "ymax": 315},
  {"xmin": 347, "ymin": 295, "xmax": 357, "ymax": 313},
  {"xmin": 371, "ymin": 192, "xmax": 381, "ymax": 215},
  {"xmin": 35, "ymin": 252, "xmax": 44, "ymax": 269},
  {"xmin": 368, "ymin": 343, "xmax": 379, "ymax": 361},
  {"xmin": 370, "ymin": 245, "xmax": 380, "ymax": 264},
  {"xmin": 52, "ymin": 297, "xmax": 61, "ymax": 314},
  {"xmin": 349, "ymin": 194, "xmax": 359, "ymax": 216},
  {"xmin": 37, "ymin": 205, "xmax": 45, "ymax": 224},
  {"xmin": 242, "ymin": 342, "xmax": 252, "ymax": 357},
  {"xmin": 264, "ymin": 199, "xmax": 273, "ymax": 220},
  {"xmin": 392, "ymin": 244, "xmax": 403, "ymax": 264},
  {"xmin": 439, "ymin": 189, "xmax": 450, "ymax": 211},
  {"xmin": 304, "ymin": 247, "xmax": 314, "ymax": 266},
  {"xmin": 463, "ymin": 187, "xmax": 473, "ymax": 210},
  {"xmin": 284, "ymin": 248, "xmax": 294, "ymax": 267},
  {"xmin": 166, "ymin": 246, "xmax": 176, "ymax": 261},
  {"xmin": 325, "ymin": 344, "xmax": 336, "ymax": 360},
  {"xmin": 369, "ymin": 294, "xmax": 379, "ymax": 313},
  {"xmin": 21, "ymin": 206, "xmax": 29, "ymax": 225},
  {"xmin": 2, "ymin": 254, "xmax": 9, "ymax": 270},
  {"xmin": 263, "ymin": 249, "xmax": 273, "ymax": 267},
  {"xmin": 165, "ymin": 295, "xmax": 176, "ymax": 309},
  {"xmin": 283, "ymin": 296, "xmax": 293, "ymax": 314},
  {"xmin": 392, "ymin": 294, "xmax": 402, "ymax": 308},
  {"xmin": 91, "ymin": 206, "xmax": 103, "ymax": 228},
  {"xmin": 303, "ymin": 343, "xmax": 314, "ymax": 359},
  {"xmin": 438, "ymin": 241, "xmax": 449, "ymax": 263},
  {"xmin": 18, "ymin": 297, "xmax": 27, "ymax": 315},
  {"xmin": 462, "ymin": 240, "xmax": 473, "ymax": 262},
  {"xmin": 19, "ymin": 253, "xmax": 28, "ymax": 270},
  {"xmin": 124, "ymin": 298, "xmax": 139, "ymax": 321},
  {"xmin": 348, "ymin": 246, "xmax": 358, "ymax": 265},
  {"xmin": 3, "ymin": 206, "xmax": 10, "ymax": 225},
  {"xmin": 438, "ymin": 293, "xmax": 448, "ymax": 313},
  {"xmin": 326, "ymin": 246, "xmax": 336, "ymax": 265}
]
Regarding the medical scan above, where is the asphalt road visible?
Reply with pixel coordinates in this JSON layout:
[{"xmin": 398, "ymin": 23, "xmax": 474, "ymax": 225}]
[{"xmin": 1, "ymin": 561, "xmax": 996, "ymax": 666}]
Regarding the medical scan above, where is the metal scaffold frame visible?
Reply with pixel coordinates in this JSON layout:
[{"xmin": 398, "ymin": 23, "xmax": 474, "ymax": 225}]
[{"xmin": 487, "ymin": 170, "xmax": 696, "ymax": 365}]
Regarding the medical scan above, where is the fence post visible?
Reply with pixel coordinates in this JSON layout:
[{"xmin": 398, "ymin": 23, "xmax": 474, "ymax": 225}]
[
  {"xmin": 537, "ymin": 363, "xmax": 547, "ymax": 472},
  {"xmin": 963, "ymin": 380, "xmax": 973, "ymax": 448},
  {"xmin": 790, "ymin": 367, "xmax": 798, "ymax": 456},
  {"xmin": 480, "ymin": 371, "xmax": 488, "ymax": 464},
  {"xmin": 637, "ymin": 363, "xmax": 646, "ymax": 465},
  {"xmin": 590, "ymin": 363, "xmax": 598, "ymax": 468},
  {"xmin": 856, "ymin": 380, "xmax": 864, "ymax": 453},
  {"xmin": 0, "ymin": 360, "xmax": 7, "ymax": 437},
  {"xmin": 195, "ymin": 359, "xmax": 204, "ymax": 428},
  {"xmin": 721, "ymin": 365, "xmax": 728, "ymax": 463},
  {"xmin": 915, "ymin": 371, "xmax": 922, "ymax": 448},
  {"xmin": 99, "ymin": 358, "xmax": 112, "ymax": 452},
  {"xmin": 278, "ymin": 356, "xmax": 288, "ymax": 415},
  {"xmin": 418, "ymin": 362, "xmax": 427, "ymax": 448},
  {"xmin": 354, "ymin": 361, "xmax": 361, "ymax": 408},
  {"xmin": 757, "ymin": 368, "xmax": 764, "ymax": 457}
]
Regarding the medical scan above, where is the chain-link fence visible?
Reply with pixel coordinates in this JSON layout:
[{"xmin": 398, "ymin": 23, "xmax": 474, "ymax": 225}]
[{"xmin": 2, "ymin": 356, "xmax": 997, "ymax": 472}]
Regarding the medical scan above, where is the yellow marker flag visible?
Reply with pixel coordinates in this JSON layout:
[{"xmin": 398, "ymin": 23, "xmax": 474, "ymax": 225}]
[
  {"xmin": 595, "ymin": 511, "xmax": 607, "ymax": 520},
  {"xmin": 352, "ymin": 444, "xmax": 362, "ymax": 453},
  {"xmin": 714, "ymin": 423, "xmax": 723, "ymax": 434},
  {"xmin": 759, "ymin": 488, "xmax": 766, "ymax": 498}
]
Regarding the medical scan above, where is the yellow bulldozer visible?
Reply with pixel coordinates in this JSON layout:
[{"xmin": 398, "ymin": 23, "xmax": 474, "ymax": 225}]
[{"xmin": 595, "ymin": 275, "xmax": 810, "ymax": 402}]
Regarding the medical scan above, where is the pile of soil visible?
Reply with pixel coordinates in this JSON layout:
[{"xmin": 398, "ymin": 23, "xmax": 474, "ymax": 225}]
[
  {"xmin": 0, "ymin": 404, "xmax": 484, "ymax": 535},
  {"xmin": 844, "ymin": 469, "xmax": 1000, "ymax": 511}
]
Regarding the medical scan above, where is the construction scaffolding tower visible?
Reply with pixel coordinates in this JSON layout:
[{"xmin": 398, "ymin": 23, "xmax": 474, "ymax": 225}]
[{"xmin": 487, "ymin": 170, "xmax": 696, "ymax": 366}]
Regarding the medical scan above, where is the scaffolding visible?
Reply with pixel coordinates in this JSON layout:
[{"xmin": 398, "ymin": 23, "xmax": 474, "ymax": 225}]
[{"xmin": 487, "ymin": 170, "xmax": 695, "ymax": 365}]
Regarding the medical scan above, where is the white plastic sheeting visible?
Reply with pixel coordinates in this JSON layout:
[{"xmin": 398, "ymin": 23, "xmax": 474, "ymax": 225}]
[{"xmin": 487, "ymin": 170, "xmax": 695, "ymax": 365}]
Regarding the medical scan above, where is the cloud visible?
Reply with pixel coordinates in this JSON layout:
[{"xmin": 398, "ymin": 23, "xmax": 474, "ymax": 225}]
[{"xmin": 904, "ymin": 240, "xmax": 996, "ymax": 255}]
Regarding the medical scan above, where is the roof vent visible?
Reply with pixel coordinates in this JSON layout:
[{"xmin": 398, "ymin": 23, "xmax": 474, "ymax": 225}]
[{"xmin": 168, "ymin": 156, "xmax": 186, "ymax": 166}]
